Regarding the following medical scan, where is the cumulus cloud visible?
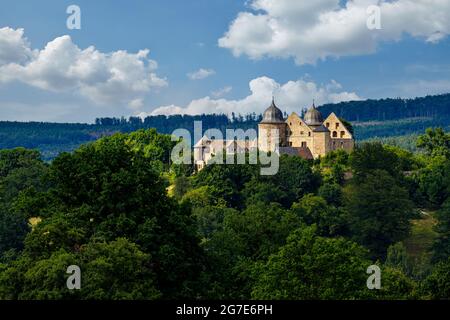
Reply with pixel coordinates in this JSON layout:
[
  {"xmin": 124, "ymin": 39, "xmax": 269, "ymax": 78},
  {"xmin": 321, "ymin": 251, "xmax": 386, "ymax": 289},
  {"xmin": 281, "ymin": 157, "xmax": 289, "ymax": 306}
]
[
  {"xmin": 219, "ymin": 0, "xmax": 450, "ymax": 65},
  {"xmin": 187, "ymin": 68, "xmax": 216, "ymax": 80},
  {"xmin": 0, "ymin": 27, "xmax": 167, "ymax": 107},
  {"xmin": 0, "ymin": 27, "xmax": 34, "ymax": 65},
  {"xmin": 148, "ymin": 76, "xmax": 361, "ymax": 116},
  {"xmin": 211, "ymin": 86, "xmax": 232, "ymax": 98}
]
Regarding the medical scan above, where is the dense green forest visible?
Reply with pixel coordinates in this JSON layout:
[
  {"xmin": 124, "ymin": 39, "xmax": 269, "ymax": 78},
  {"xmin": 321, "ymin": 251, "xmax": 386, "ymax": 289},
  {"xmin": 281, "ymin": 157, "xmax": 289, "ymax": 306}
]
[
  {"xmin": 0, "ymin": 126, "xmax": 449, "ymax": 299},
  {"xmin": 1, "ymin": 93, "xmax": 449, "ymax": 160}
]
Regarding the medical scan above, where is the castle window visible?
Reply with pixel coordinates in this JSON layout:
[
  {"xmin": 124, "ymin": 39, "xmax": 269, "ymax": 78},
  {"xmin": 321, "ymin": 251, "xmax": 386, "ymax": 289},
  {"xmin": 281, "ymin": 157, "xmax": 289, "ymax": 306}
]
[
  {"xmin": 300, "ymin": 131, "xmax": 304, "ymax": 135},
  {"xmin": 332, "ymin": 131, "xmax": 338, "ymax": 138},
  {"xmin": 340, "ymin": 131, "xmax": 345, "ymax": 138},
  {"xmin": 308, "ymin": 132, "xmax": 311, "ymax": 137},
  {"xmin": 289, "ymin": 142, "xmax": 293, "ymax": 146},
  {"xmin": 335, "ymin": 123, "xmax": 340, "ymax": 129},
  {"xmin": 326, "ymin": 122, "xmax": 330, "ymax": 128}
]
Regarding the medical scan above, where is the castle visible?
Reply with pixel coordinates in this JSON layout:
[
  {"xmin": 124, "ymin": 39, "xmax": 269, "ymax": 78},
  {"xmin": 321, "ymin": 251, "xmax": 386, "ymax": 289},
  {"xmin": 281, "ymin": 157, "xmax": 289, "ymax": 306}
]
[
  {"xmin": 258, "ymin": 99, "xmax": 354, "ymax": 159},
  {"xmin": 194, "ymin": 100, "xmax": 354, "ymax": 169}
]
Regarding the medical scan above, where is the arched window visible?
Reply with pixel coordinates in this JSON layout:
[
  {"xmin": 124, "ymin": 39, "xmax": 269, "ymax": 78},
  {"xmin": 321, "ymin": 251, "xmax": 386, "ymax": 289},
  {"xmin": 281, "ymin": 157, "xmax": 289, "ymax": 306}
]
[{"xmin": 332, "ymin": 131, "xmax": 338, "ymax": 138}]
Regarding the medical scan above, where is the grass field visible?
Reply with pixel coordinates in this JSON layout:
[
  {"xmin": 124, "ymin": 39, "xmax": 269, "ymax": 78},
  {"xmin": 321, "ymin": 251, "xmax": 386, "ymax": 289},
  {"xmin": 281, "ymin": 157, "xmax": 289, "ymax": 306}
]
[{"xmin": 403, "ymin": 211, "xmax": 438, "ymax": 261}]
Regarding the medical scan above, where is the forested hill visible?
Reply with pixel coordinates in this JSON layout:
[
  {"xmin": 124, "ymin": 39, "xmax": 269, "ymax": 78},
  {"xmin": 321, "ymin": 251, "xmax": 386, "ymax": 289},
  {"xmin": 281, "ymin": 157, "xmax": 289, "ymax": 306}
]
[
  {"xmin": 0, "ymin": 115, "xmax": 259, "ymax": 161},
  {"xmin": 0, "ymin": 93, "xmax": 449, "ymax": 160},
  {"xmin": 319, "ymin": 93, "xmax": 450, "ymax": 122}
]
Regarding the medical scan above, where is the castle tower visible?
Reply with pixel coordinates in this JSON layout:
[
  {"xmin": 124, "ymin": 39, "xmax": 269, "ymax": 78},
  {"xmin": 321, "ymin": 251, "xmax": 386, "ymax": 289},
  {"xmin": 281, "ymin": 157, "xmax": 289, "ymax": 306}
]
[
  {"xmin": 258, "ymin": 98, "xmax": 287, "ymax": 152},
  {"xmin": 304, "ymin": 102, "xmax": 330, "ymax": 158},
  {"xmin": 312, "ymin": 124, "xmax": 331, "ymax": 158}
]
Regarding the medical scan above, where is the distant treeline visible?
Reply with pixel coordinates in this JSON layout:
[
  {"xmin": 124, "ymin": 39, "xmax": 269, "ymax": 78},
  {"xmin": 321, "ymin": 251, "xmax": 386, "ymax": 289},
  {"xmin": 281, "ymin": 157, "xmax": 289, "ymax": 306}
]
[
  {"xmin": 319, "ymin": 93, "xmax": 450, "ymax": 122},
  {"xmin": 0, "ymin": 93, "xmax": 449, "ymax": 160}
]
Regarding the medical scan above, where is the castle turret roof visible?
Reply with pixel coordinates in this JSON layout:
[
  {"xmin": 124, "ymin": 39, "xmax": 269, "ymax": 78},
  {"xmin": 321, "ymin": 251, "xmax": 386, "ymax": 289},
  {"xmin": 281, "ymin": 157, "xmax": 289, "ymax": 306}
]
[
  {"xmin": 261, "ymin": 98, "xmax": 285, "ymax": 124},
  {"xmin": 304, "ymin": 101, "xmax": 324, "ymax": 126}
]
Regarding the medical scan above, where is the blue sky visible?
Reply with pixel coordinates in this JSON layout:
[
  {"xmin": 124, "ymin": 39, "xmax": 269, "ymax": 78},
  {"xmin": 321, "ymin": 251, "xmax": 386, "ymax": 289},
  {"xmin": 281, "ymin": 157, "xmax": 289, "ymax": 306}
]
[{"xmin": 0, "ymin": 0, "xmax": 449, "ymax": 122}]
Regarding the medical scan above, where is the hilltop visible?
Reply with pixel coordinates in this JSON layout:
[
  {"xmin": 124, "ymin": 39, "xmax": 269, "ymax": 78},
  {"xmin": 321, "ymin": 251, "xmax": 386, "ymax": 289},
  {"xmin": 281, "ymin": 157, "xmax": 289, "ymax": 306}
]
[{"xmin": 0, "ymin": 93, "xmax": 449, "ymax": 160}]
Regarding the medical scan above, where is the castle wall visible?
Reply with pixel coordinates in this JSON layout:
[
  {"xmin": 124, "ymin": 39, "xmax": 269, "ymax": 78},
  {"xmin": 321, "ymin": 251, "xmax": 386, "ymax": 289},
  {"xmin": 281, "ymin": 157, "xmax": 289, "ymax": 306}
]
[
  {"xmin": 330, "ymin": 138, "xmax": 355, "ymax": 152},
  {"xmin": 258, "ymin": 123, "xmax": 287, "ymax": 152},
  {"xmin": 257, "ymin": 110, "xmax": 355, "ymax": 159},
  {"xmin": 312, "ymin": 131, "xmax": 331, "ymax": 158},
  {"xmin": 286, "ymin": 113, "xmax": 314, "ymax": 149}
]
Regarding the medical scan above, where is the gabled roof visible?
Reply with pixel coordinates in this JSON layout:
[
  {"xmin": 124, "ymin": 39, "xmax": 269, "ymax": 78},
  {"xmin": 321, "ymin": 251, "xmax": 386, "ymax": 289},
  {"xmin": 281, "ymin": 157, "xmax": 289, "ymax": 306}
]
[
  {"xmin": 279, "ymin": 147, "xmax": 314, "ymax": 160},
  {"xmin": 323, "ymin": 112, "xmax": 353, "ymax": 139}
]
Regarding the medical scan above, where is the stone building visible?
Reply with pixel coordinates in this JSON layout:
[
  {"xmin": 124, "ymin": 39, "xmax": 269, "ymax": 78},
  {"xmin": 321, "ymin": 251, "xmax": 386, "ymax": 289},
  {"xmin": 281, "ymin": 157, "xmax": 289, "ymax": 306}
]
[
  {"xmin": 194, "ymin": 136, "xmax": 258, "ymax": 170},
  {"xmin": 258, "ymin": 99, "xmax": 354, "ymax": 159},
  {"xmin": 194, "ymin": 99, "xmax": 354, "ymax": 170}
]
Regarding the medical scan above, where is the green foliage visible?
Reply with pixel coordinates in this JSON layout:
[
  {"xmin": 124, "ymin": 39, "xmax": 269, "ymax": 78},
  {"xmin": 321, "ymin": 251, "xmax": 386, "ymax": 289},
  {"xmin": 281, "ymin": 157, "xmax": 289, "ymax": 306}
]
[
  {"xmin": 417, "ymin": 128, "xmax": 450, "ymax": 158},
  {"xmin": 413, "ymin": 156, "xmax": 450, "ymax": 208},
  {"xmin": 172, "ymin": 175, "xmax": 191, "ymax": 199},
  {"xmin": 77, "ymin": 238, "xmax": 161, "ymax": 300},
  {"xmin": 0, "ymin": 209, "xmax": 29, "ymax": 256},
  {"xmin": 421, "ymin": 257, "xmax": 450, "ymax": 299},
  {"xmin": 208, "ymin": 203, "xmax": 300, "ymax": 262},
  {"xmin": 349, "ymin": 142, "xmax": 402, "ymax": 179},
  {"xmin": 433, "ymin": 199, "xmax": 450, "ymax": 262},
  {"xmin": 383, "ymin": 145, "xmax": 423, "ymax": 171},
  {"xmin": 345, "ymin": 169, "xmax": 414, "ymax": 259},
  {"xmin": 318, "ymin": 183, "xmax": 343, "ymax": 207},
  {"xmin": 182, "ymin": 185, "xmax": 227, "ymax": 208},
  {"xmin": 242, "ymin": 179, "xmax": 285, "ymax": 207},
  {"xmin": 251, "ymin": 226, "xmax": 372, "ymax": 300},
  {"xmin": 193, "ymin": 161, "xmax": 258, "ymax": 208},
  {"xmin": 374, "ymin": 266, "xmax": 418, "ymax": 300},
  {"xmin": 0, "ymin": 238, "xmax": 161, "ymax": 300},
  {"xmin": 386, "ymin": 242, "xmax": 411, "ymax": 274},
  {"xmin": 202, "ymin": 203, "xmax": 301, "ymax": 299},
  {"xmin": 192, "ymin": 206, "xmax": 235, "ymax": 240},
  {"xmin": 0, "ymin": 130, "xmax": 202, "ymax": 299},
  {"xmin": 0, "ymin": 148, "xmax": 48, "ymax": 255},
  {"xmin": 0, "ymin": 126, "xmax": 449, "ymax": 300},
  {"xmin": 264, "ymin": 155, "xmax": 320, "ymax": 207},
  {"xmin": 291, "ymin": 194, "xmax": 347, "ymax": 237}
]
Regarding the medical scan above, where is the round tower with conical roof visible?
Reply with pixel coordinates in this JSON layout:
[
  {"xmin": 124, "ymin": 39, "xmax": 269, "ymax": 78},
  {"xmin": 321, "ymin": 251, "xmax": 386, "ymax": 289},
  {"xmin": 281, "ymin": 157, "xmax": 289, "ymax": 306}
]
[{"xmin": 258, "ymin": 98, "xmax": 287, "ymax": 152}]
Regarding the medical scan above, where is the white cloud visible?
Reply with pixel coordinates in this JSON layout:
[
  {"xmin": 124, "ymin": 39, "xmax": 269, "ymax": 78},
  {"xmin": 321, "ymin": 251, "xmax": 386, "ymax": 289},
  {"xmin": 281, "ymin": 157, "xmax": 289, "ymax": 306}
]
[
  {"xmin": 0, "ymin": 27, "xmax": 167, "ymax": 107},
  {"xmin": 187, "ymin": 68, "xmax": 216, "ymax": 80},
  {"xmin": 0, "ymin": 27, "xmax": 34, "ymax": 65},
  {"xmin": 395, "ymin": 79, "xmax": 450, "ymax": 97},
  {"xmin": 128, "ymin": 98, "xmax": 144, "ymax": 110},
  {"xmin": 148, "ymin": 76, "xmax": 361, "ymax": 116},
  {"xmin": 211, "ymin": 86, "xmax": 232, "ymax": 98},
  {"xmin": 219, "ymin": 0, "xmax": 450, "ymax": 65}
]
